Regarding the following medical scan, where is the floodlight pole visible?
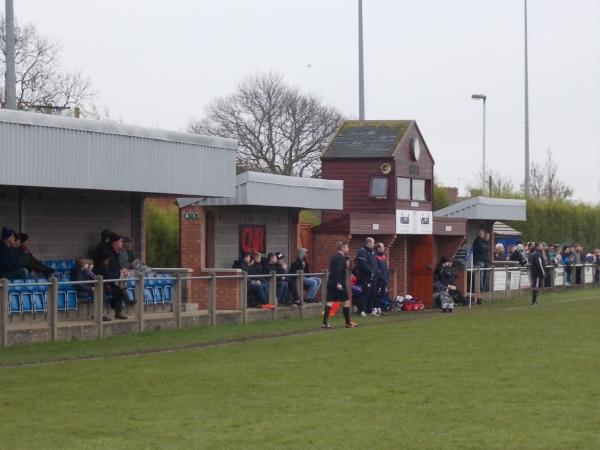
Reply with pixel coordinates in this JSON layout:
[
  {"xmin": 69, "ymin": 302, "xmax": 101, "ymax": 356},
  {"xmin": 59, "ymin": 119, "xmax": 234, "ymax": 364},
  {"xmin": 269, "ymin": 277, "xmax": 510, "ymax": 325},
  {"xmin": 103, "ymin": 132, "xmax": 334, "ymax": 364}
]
[
  {"xmin": 358, "ymin": 0, "xmax": 365, "ymax": 120},
  {"xmin": 472, "ymin": 94, "xmax": 487, "ymax": 194},
  {"xmin": 4, "ymin": 0, "xmax": 17, "ymax": 110},
  {"xmin": 524, "ymin": 0, "xmax": 531, "ymax": 196}
]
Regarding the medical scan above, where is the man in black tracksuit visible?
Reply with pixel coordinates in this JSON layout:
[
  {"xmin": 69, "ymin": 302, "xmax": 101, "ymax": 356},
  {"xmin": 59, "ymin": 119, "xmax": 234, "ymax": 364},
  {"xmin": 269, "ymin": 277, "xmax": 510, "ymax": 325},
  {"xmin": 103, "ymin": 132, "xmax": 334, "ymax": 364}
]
[
  {"xmin": 355, "ymin": 237, "xmax": 380, "ymax": 316},
  {"xmin": 530, "ymin": 243, "xmax": 546, "ymax": 305}
]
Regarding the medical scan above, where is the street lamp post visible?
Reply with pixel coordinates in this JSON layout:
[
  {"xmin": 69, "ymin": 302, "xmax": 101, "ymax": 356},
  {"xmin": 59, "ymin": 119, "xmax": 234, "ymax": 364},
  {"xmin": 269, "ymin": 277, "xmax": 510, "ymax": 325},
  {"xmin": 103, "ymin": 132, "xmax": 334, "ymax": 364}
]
[
  {"xmin": 472, "ymin": 94, "xmax": 487, "ymax": 194},
  {"xmin": 524, "ymin": 0, "xmax": 531, "ymax": 196}
]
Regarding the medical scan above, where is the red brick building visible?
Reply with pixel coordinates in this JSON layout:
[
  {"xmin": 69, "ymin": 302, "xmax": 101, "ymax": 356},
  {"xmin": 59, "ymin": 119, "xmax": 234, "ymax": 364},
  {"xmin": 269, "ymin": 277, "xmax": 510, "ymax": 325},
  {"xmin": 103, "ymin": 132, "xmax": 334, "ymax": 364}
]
[{"xmin": 313, "ymin": 120, "xmax": 466, "ymax": 307}]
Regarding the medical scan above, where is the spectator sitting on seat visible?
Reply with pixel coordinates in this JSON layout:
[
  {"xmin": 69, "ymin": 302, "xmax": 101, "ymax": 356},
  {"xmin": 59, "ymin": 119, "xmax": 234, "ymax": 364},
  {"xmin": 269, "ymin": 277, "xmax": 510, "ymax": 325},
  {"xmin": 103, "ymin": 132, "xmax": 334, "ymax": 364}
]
[
  {"xmin": 266, "ymin": 252, "xmax": 289, "ymax": 306},
  {"xmin": 232, "ymin": 252, "xmax": 270, "ymax": 308},
  {"xmin": 276, "ymin": 252, "xmax": 301, "ymax": 306},
  {"xmin": 93, "ymin": 228, "xmax": 113, "ymax": 270},
  {"xmin": 15, "ymin": 233, "xmax": 54, "ymax": 277},
  {"xmin": 0, "ymin": 227, "xmax": 28, "ymax": 280},
  {"xmin": 72, "ymin": 258, "xmax": 95, "ymax": 300},
  {"xmin": 289, "ymin": 248, "xmax": 321, "ymax": 303},
  {"xmin": 493, "ymin": 243, "xmax": 505, "ymax": 261},
  {"xmin": 249, "ymin": 251, "xmax": 273, "ymax": 309},
  {"xmin": 119, "ymin": 237, "xmax": 151, "ymax": 274},
  {"xmin": 95, "ymin": 233, "xmax": 129, "ymax": 319}
]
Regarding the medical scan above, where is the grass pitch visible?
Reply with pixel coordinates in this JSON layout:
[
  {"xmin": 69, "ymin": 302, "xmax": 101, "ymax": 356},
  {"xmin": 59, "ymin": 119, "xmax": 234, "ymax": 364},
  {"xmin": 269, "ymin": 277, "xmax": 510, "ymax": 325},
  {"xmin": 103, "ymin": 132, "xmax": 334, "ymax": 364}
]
[{"xmin": 1, "ymin": 289, "xmax": 599, "ymax": 449}]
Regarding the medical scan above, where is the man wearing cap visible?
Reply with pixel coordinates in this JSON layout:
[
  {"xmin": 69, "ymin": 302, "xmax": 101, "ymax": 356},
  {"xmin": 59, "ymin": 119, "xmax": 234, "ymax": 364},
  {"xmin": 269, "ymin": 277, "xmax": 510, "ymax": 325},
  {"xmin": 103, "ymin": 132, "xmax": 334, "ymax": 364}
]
[
  {"xmin": 289, "ymin": 248, "xmax": 321, "ymax": 303},
  {"xmin": 96, "ymin": 232, "xmax": 128, "ymax": 319},
  {"xmin": 266, "ymin": 252, "xmax": 289, "ymax": 306},
  {"xmin": 0, "ymin": 227, "xmax": 28, "ymax": 280}
]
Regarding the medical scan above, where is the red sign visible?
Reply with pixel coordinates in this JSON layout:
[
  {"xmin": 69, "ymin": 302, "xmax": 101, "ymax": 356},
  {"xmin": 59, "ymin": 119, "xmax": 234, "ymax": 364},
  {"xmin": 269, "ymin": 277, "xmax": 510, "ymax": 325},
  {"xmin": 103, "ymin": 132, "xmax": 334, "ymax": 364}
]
[{"xmin": 239, "ymin": 225, "xmax": 266, "ymax": 255}]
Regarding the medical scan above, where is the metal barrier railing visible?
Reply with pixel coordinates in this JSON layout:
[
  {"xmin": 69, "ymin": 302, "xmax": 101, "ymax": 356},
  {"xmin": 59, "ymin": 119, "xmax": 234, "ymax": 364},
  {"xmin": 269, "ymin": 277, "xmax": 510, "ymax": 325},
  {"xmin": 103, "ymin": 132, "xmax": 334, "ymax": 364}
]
[
  {"xmin": 464, "ymin": 263, "xmax": 599, "ymax": 307},
  {"xmin": 0, "ymin": 269, "xmax": 330, "ymax": 346}
]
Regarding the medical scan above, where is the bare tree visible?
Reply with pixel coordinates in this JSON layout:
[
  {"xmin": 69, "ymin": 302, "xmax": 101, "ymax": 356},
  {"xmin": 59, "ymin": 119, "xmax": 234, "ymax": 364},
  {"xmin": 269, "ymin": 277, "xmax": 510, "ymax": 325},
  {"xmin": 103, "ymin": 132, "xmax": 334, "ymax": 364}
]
[
  {"xmin": 530, "ymin": 149, "xmax": 573, "ymax": 200},
  {"xmin": 189, "ymin": 73, "xmax": 345, "ymax": 176},
  {"xmin": 0, "ymin": 17, "xmax": 95, "ymax": 112},
  {"xmin": 467, "ymin": 170, "xmax": 518, "ymax": 198}
]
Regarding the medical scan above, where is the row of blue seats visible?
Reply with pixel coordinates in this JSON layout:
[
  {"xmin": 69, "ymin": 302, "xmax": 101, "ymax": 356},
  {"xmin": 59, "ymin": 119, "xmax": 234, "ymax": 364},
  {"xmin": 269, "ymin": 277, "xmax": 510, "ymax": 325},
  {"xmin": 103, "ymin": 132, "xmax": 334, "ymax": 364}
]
[
  {"xmin": 7, "ymin": 279, "xmax": 77, "ymax": 314},
  {"xmin": 43, "ymin": 259, "xmax": 77, "ymax": 272},
  {"xmin": 7, "ymin": 275, "xmax": 175, "ymax": 314},
  {"xmin": 127, "ymin": 275, "xmax": 175, "ymax": 305}
]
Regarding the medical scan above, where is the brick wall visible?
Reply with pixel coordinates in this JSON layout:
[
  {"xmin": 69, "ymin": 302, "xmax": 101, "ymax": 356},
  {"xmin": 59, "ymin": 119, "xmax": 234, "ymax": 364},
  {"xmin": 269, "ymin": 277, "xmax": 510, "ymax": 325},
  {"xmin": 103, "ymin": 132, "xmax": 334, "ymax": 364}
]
[{"xmin": 180, "ymin": 206, "xmax": 206, "ymax": 304}]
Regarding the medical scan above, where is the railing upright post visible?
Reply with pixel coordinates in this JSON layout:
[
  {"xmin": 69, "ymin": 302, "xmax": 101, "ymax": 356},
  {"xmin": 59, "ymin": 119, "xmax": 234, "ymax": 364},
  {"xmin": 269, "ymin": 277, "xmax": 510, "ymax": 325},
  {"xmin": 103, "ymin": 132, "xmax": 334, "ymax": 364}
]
[
  {"xmin": 208, "ymin": 272, "xmax": 217, "ymax": 326},
  {"xmin": 136, "ymin": 272, "xmax": 145, "ymax": 333},
  {"xmin": 94, "ymin": 275, "xmax": 104, "ymax": 338},
  {"xmin": 174, "ymin": 273, "xmax": 182, "ymax": 329},
  {"xmin": 269, "ymin": 271, "xmax": 277, "ymax": 319},
  {"xmin": 49, "ymin": 276, "xmax": 59, "ymax": 342},
  {"xmin": 241, "ymin": 272, "xmax": 248, "ymax": 324},
  {"xmin": 321, "ymin": 270, "xmax": 329, "ymax": 307},
  {"xmin": 297, "ymin": 270, "xmax": 304, "ymax": 303},
  {"xmin": 1, "ymin": 279, "xmax": 8, "ymax": 347},
  {"xmin": 504, "ymin": 267, "xmax": 509, "ymax": 299},
  {"xmin": 491, "ymin": 267, "xmax": 496, "ymax": 303}
]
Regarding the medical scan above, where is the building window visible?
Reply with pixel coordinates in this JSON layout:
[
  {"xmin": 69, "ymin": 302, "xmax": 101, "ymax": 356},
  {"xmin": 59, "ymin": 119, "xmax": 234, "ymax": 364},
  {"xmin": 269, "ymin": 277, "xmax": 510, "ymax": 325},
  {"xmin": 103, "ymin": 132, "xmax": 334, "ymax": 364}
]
[
  {"xmin": 412, "ymin": 179, "xmax": 426, "ymax": 201},
  {"xmin": 396, "ymin": 177, "xmax": 411, "ymax": 200},
  {"xmin": 369, "ymin": 177, "xmax": 388, "ymax": 198}
]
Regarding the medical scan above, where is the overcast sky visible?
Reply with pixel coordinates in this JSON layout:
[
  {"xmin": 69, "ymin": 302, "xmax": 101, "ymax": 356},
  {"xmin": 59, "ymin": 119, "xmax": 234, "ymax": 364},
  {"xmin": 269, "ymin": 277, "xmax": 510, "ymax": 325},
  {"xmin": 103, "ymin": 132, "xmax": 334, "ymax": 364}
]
[{"xmin": 10, "ymin": 0, "xmax": 600, "ymax": 202}]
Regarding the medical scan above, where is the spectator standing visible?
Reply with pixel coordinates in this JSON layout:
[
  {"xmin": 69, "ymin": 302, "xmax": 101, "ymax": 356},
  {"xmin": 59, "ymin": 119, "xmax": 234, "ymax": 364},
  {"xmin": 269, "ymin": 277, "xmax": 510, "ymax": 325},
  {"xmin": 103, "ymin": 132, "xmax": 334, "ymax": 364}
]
[
  {"xmin": 355, "ymin": 237, "xmax": 380, "ymax": 316},
  {"xmin": 373, "ymin": 243, "xmax": 389, "ymax": 316},
  {"xmin": 0, "ymin": 227, "xmax": 27, "ymax": 280},
  {"xmin": 93, "ymin": 229, "xmax": 112, "ymax": 270},
  {"xmin": 95, "ymin": 233, "xmax": 129, "ymax": 319},
  {"xmin": 562, "ymin": 246, "xmax": 572, "ymax": 286},
  {"xmin": 472, "ymin": 229, "xmax": 488, "ymax": 292},
  {"xmin": 289, "ymin": 248, "xmax": 321, "ymax": 303},
  {"xmin": 574, "ymin": 244, "xmax": 583, "ymax": 285},
  {"xmin": 321, "ymin": 241, "xmax": 358, "ymax": 328},
  {"xmin": 530, "ymin": 242, "xmax": 546, "ymax": 305},
  {"xmin": 511, "ymin": 244, "xmax": 529, "ymax": 267}
]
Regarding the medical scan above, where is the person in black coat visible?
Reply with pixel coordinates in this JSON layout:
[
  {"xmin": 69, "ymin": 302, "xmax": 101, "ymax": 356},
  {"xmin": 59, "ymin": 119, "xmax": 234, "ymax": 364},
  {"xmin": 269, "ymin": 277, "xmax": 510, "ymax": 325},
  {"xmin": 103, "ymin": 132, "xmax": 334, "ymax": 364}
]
[
  {"xmin": 233, "ymin": 252, "xmax": 269, "ymax": 308},
  {"xmin": 15, "ymin": 233, "xmax": 54, "ymax": 277},
  {"xmin": 530, "ymin": 243, "xmax": 546, "ymax": 305},
  {"xmin": 0, "ymin": 227, "xmax": 28, "ymax": 280},
  {"xmin": 95, "ymin": 233, "xmax": 128, "ymax": 319},
  {"xmin": 374, "ymin": 243, "xmax": 389, "ymax": 316},
  {"xmin": 472, "ymin": 229, "xmax": 488, "ymax": 292},
  {"xmin": 248, "ymin": 252, "xmax": 271, "ymax": 308},
  {"xmin": 322, "ymin": 241, "xmax": 358, "ymax": 328},
  {"xmin": 355, "ymin": 237, "xmax": 380, "ymax": 315}
]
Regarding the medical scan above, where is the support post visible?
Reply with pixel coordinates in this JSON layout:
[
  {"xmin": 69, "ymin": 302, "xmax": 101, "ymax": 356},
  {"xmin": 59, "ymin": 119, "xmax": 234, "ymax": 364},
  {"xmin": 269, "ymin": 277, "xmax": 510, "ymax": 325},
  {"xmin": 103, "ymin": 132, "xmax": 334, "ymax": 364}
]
[
  {"xmin": 297, "ymin": 270, "xmax": 304, "ymax": 319},
  {"xmin": 491, "ymin": 267, "xmax": 496, "ymax": 302},
  {"xmin": 94, "ymin": 275, "xmax": 104, "ymax": 338},
  {"xmin": 208, "ymin": 272, "xmax": 217, "ymax": 326},
  {"xmin": 1, "ymin": 279, "xmax": 8, "ymax": 347},
  {"xmin": 174, "ymin": 273, "xmax": 182, "ymax": 328},
  {"xmin": 136, "ymin": 272, "xmax": 145, "ymax": 332},
  {"xmin": 49, "ymin": 276, "xmax": 59, "ymax": 342},
  {"xmin": 241, "ymin": 272, "xmax": 248, "ymax": 324}
]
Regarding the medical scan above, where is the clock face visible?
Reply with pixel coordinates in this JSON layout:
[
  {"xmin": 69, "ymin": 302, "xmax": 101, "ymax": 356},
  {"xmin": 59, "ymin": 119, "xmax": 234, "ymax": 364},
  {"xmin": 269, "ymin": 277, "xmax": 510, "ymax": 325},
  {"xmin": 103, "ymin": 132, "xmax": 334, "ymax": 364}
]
[{"xmin": 411, "ymin": 138, "xmax": 421, "ymax": 161}]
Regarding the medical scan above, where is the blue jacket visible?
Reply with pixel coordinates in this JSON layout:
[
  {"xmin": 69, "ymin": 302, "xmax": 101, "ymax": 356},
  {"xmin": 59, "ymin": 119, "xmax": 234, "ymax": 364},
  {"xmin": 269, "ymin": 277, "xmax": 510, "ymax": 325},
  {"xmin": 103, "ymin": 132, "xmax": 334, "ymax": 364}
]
[
  {"xmin": 375, "ymin": 255, "xmax": 389, "ymax": 286},
  {"xmin": 0, "ymin": 242, "xmax": 20, "ymax": 276}
]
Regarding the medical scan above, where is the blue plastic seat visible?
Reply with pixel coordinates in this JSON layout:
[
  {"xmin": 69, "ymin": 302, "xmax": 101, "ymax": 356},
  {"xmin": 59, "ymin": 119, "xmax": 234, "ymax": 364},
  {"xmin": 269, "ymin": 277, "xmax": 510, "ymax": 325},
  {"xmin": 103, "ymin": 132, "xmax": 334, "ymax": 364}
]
[
  {"xmin": 57, "ymin": 289, "xmax": 67, "ymax": 311},
  {"xmin": 66, "ymin": 260, "xmax": 77, "ymax": 271},
  {"xmin": 8, "ymin": 280, "xmax": 24, "ymax": 314},
  {"xmin": 57, "ymin": 261, "xmax": 69, "ymax": 272},
  {"xmin": 33, "ymin": 279, "xmax": 48, "ymax": 313},
  {"xmin": 21, "ymin": 281, "xmax": 34, "ymax": 313}
]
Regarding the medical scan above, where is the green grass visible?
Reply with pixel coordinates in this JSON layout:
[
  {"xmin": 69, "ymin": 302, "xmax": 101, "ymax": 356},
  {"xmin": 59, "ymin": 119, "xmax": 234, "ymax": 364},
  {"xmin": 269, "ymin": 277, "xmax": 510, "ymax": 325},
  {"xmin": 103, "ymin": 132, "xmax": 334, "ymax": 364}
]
[{"xmin": 1, "ymin": 289, "xmax": 600, "ymax": 449}]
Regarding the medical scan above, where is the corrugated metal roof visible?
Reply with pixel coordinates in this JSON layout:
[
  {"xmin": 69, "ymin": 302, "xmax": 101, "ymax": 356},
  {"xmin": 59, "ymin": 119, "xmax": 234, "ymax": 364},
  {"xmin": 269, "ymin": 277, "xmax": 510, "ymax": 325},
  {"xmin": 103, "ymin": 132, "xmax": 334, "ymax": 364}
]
[
  {"xmin": 179, "ymin": 171, "xmax": 344, "ymax": 210},
  {"xmin": 434, "ymin": 196, "xmax": 527, "ymax": 221},
  {"xmin": 322, "ymin": 120, "xmax": 412, "ymax": 159},
  {"xmin": 0, "ymin": 109, "xmax": 237, "ymax": 197},
  {"xmin": 493, "ymin": 221, "xmax": 522, "ymax": 236}
]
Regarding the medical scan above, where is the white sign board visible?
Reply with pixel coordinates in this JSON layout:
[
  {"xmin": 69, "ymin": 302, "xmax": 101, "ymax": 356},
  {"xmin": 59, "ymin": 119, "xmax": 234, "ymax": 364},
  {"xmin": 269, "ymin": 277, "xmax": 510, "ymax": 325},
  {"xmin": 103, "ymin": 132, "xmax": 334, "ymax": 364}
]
[
  {"xmin": 509, "ymin": 271, "xmax": 520, "ymax": 290},
  {"xmin": 584, "ymin": 267, "xmax": 594, "ymax": 284},
  {"xmin": 493, "ymin": 270, "xmax": 507, "ymax": 291},
  {"xmin": 520, "ymin": 272, "xmax": 531, "ymax": 288},
  {"xmin": 554, "ymin": 267, "xmax": 564, "ymax": 287},
  {"xmin": 395, "ymin": 210, "xmax": 433, "ymax": 235}
]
